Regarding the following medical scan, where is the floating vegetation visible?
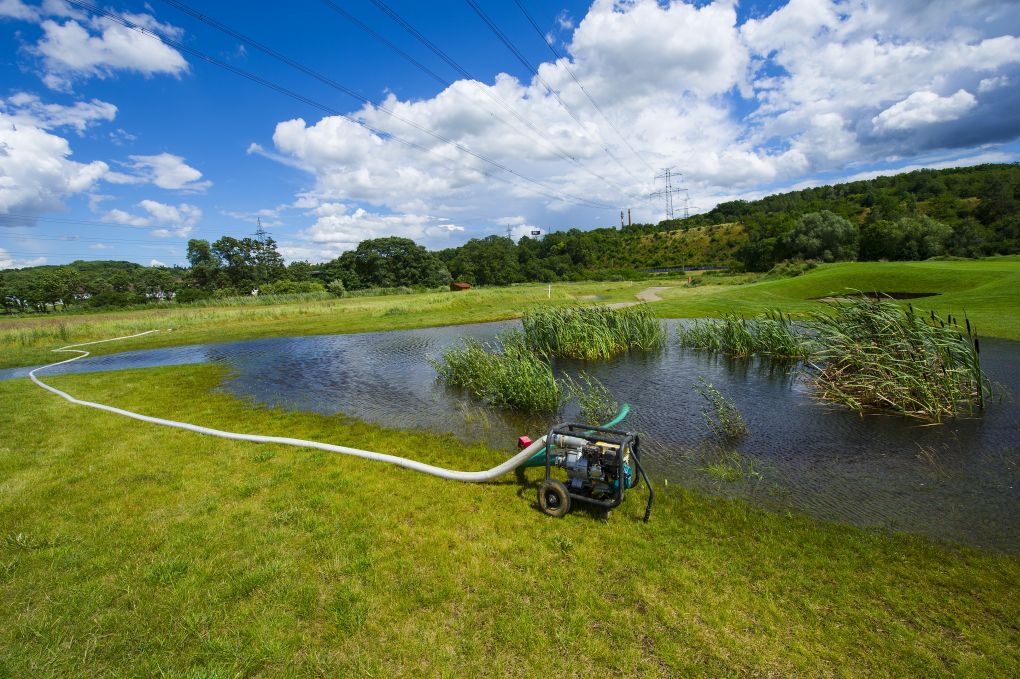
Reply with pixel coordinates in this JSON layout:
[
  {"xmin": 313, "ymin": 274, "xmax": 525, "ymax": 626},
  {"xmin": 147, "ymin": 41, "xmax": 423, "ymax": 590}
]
[
  {"xmin": 521, "ymin": 304, "xmax": 666, "ymax": 360},
  {"xmin": 677, "ymin": 311, "xmax": 810, "ymax": 359},
  {"xmin": 430, "ymin": 332, "xmax": 562, "ymax": 413},
  {"xmin": 807, "ymin": 297, "xmax": 991, "ymax": 423},
  {"xmin": 696, "ymin": 377, "xmax": 748, "ymax": 439}
]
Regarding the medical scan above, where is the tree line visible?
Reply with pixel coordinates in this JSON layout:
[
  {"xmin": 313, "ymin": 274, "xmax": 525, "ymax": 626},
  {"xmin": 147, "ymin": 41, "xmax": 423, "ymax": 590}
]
[{"xmin": 2, "ymin": 163, "xmax": 1017, "ymax": 312}]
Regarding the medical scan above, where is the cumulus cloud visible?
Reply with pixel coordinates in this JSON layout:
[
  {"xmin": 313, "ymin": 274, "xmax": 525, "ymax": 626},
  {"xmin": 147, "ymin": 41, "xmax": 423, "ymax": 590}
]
[
  {"xmin": 0, "ymin": 91, "xmax": 116, "ymax": 133},
  {"xmin": 0, "ymin": 0, "xmax": 38, "ymax": 21},
  {"xmin": 101, "ymin": 199, "xmax": 201, "ymax": 237},
  {"xmin": 872, "ymin": 90, "xmax": 978, "ymax": 132},
  {"xmin": 0, "ymin": 247, "xmax": 46, "ymax": 269},
  {"xmin": 0, "ymin": 113, "xmax": 108, "ymax": 216},
  {"xmin": 109, "ymin": 153, "xmax": 211, "ymax": 191},
  {"xmin": 32, "ymin": 11, "xmax": 188, "ymax": 90},
  {"xmin": 252, "ymin": 0, "xmax": 1020, "ymax": 253}
]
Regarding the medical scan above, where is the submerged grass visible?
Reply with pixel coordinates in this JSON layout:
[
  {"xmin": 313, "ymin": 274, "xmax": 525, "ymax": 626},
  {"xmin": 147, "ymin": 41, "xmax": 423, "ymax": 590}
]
[
  {"xmin": 2, "ymin": 365, "xmax": 1018, "ymax": 675},
  {"xmin": 521, "ymin": 304, "xmax": 666, "ymax": 360},
  {"xmin": 677, "ymin": 310, "xmax": 809, "ymax": 359},
  {"xmin": 808, "ymin": 297, "xmax": 992, "ymax": 422}
]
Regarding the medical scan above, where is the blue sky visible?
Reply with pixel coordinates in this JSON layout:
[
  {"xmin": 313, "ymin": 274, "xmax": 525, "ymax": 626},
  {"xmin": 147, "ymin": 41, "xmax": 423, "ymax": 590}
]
[{"xmin": 1, "ymin": 0, "xmax": 1019, "ymax": 269}]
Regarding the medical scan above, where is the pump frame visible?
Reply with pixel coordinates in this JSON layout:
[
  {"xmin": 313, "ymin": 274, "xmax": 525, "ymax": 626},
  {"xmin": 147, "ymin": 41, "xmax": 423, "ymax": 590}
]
[{"xmin": 543, "ymin": 422, "xmax": 654, "ymax": 521}]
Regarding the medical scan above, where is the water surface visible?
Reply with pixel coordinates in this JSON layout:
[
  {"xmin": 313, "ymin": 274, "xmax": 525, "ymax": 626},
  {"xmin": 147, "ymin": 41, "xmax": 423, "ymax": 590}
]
[{"xmin": 10, "ymin": 321, "xmax": 1018, "ymax": 552}]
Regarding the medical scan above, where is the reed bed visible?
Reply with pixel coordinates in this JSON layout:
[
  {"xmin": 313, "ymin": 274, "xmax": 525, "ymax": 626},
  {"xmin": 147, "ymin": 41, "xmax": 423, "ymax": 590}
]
[
  {"xmin": 430, "ymin": 332, "xmax": 562, "ymax": 413},
  {"xmin": 807, "ymin": 297, "xmax": 991, "ymax": 422},
  {"xmin": 677, "ymin": 310, "xmax": 810, "ymax": 359},
  {"xmin": 521, "ymin": 304, "xmax": 666, "ymax": 360}
]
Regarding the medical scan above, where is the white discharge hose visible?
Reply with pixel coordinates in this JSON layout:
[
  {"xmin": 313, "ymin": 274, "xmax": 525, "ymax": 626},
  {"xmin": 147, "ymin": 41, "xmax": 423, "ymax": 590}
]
[{"xmin": 28, "ymin": 331, "xmax": 580, "ymax": 482}]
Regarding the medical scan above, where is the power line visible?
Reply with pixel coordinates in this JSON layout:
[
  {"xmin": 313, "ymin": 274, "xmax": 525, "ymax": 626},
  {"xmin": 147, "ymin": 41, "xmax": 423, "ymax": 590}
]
[
  {"xmin": 149, "ymin": 0, "xmax": 617, "ymax": 211},
  {"xmin": 321, "ymin": 0, "xmax": 642, "ymax": 203},
  {"xmin": 511, "ymin": 0, "xmax": 656, "ymax": 175},
  {"xmin": 464, "ymin": 0, "xmax": 647, "ymax": 188}
]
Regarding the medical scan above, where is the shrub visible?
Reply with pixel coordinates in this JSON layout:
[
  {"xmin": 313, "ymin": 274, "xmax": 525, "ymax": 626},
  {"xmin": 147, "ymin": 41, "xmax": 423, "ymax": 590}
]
[
  {"xmin": 521, "ymin": 304, "xmax": 666, "ymax": 360},
  {"xmin": 326, "ymin": 280, "xmax": 346, "ymax": 298}
]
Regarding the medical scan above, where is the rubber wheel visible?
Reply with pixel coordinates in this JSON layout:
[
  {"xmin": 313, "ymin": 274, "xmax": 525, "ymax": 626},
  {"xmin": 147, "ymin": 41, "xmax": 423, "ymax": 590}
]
[{"xmin": 538, "ymin": 479, "xmax": 571, "ymax": 518}]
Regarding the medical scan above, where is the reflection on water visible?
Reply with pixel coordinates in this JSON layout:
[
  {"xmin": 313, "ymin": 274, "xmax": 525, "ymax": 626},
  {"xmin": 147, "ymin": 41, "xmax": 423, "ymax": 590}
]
[{"xmin": 10, "ymin": 320, "xmax": 1019, "ymax": 553}]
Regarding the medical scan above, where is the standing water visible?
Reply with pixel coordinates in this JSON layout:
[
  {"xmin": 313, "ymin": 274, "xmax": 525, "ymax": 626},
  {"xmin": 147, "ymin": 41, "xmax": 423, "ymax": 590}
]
[{"xmin": 8, "ymin": 320, "xmax": 1018, "ymax": 552}]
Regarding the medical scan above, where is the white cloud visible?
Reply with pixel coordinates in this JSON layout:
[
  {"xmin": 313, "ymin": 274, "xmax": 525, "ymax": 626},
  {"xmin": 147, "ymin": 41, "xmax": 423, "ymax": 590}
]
[
  {"xmin": 0, "ymin": 113, "xmax": 108, "ymax": 215},
  {"xmin": 149, "ymin": 258, "xmax": 166, "ymax": 267},
  {"xmin": 101, "ymin": 199, "xmax": 201, "ymax": 237},
  {"xmin": 872, "ymin": 90, "xmax": 978, "ymax": 132},
  {"xmin": 33, "ymin": 12, "xmax": 188, "ymax": 90},
  {"xmin": 0, "ymin": 91, "xmax": 116, "ymax": 133},
  {"xmin": 255, "ymin": 0, "xmax": 1020, "ymax": 249},
  {"xmin": 111, "ymin": 152, "xmax": 211, "ymax": 191},
  {"xmin": 0, "ymin": 247, "xmax": 46, "ymax": 270},
  {"xmin": 0, "ymin": 0, "xmax": 38, "ymax": 21}
]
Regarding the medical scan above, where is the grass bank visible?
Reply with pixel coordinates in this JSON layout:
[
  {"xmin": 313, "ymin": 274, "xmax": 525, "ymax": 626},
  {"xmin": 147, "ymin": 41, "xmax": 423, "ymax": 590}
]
[
  {"xmin": 655, "ymin": 258, "xmax": 1020, "ymax": 340},
  {"xmin": 0, "ymin": 281, "xmax": 659, "ymax": 369},
  {"xmin": 2, "ymin": 365, "xmax": 1018, "ymax": 675}
]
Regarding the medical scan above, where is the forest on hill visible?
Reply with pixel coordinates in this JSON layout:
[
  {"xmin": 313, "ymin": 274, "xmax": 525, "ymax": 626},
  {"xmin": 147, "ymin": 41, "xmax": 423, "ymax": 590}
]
[{"xmin": 1, "ymin": 163, "xmax": 1017, "ymax": 312}]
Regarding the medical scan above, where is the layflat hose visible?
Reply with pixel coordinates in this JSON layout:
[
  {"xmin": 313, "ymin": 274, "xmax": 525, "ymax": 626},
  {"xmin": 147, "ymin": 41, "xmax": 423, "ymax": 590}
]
[{"xmin": 27, "ymin": 331, "xmax": 585, "ymax": 482}]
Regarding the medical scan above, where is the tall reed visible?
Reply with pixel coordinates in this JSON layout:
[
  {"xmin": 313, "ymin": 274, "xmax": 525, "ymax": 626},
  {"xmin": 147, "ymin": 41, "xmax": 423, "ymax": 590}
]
[
  {"xmin": 430, "ymin": 332, "xmax": 562, "ymax": 413},
  {"xmin": 521, "ymin": 304, "xmax": 666, "ymax": 360},
  {"xmin": 677, "ymin": 310, "xmax": 810, "ymax": 359},
  {"xmin": 807, "ymin": 297, "xmax": 991, "ymax": 422}
]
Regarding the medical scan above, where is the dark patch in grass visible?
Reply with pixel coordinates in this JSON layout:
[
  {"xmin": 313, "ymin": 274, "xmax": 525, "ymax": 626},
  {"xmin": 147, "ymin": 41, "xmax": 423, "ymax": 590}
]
[
  {"xmin": 329, "ymin": 585, "xmax": 367, "ymax": 633},
  {"xmin": 145, "ymin": 559, "xmax": 189, "ymax": 586}
]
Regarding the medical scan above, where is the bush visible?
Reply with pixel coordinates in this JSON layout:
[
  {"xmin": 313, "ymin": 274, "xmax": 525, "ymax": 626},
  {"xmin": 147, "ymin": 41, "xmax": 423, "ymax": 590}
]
[
  {"xmin": 260, "ymin": 280, "xmax": 325, "ymax": 295},
  {"xmin": 174, "ymin": 288, "xmax": 210, "ymax": 304},
  {"xmin": 326, "ymin": 280, "xmax": 346, "ymax": 298}
]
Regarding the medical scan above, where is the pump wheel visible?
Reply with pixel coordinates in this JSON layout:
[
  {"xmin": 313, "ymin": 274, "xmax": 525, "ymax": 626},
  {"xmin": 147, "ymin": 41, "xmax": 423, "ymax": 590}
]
[{"xmin": 538, "ymin": 479, "xmax": 571, "ymax": 518}]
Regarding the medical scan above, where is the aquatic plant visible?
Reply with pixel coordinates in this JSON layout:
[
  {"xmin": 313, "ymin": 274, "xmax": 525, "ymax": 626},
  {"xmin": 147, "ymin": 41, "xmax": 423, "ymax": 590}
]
[
  {"xmin": 677, "ymin": 310, "xmax": 810, "ymax": 359},
  {"xmin": 807, "ymin": 296, "xmax": 991, "ymax": 422},
  {"xmin": 430, "ymin": 331, "xmax": 562, "ymax": 413},
  {"xmin": 521, "ymin": 304, "xmax": 666, "ymax": 360},
  {"xmin": 563, "ymin": 371, "xmax": 620, "ymax": 424},
  {"xmin": 696, "ymin": 377, "xmax": 748, "ymax": 439}
]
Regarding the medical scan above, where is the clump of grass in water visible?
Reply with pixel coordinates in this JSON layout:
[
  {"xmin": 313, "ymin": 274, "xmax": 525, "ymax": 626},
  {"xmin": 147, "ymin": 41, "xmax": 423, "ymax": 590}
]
[
  {"xmin": 807, "ymin": 296, "xmax": 992, "ymax": 423},
  {"xmin": 677, "ymin": 310, "xmax": 810, "ymax": 359},
  {"xmin": 521, "ymin": 304, "xmax": 666, "ymax": 360},
  {"xmin": 563, "ymin": 371, "xmax": 620, "ymax": 424},
  {"xmin": 430, "ymin": 331, "xmax": 562, "ymax": 413},
  {"xmin": 696, "ymin": 377, "xmax": 748, "ymax": 439}
]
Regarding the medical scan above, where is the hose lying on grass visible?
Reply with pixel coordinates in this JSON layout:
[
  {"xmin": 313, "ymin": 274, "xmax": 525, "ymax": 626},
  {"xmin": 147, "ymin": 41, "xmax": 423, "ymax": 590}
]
[{"xmin": 28, "ymin": 331, "xmax": 614, "ymax": 482}]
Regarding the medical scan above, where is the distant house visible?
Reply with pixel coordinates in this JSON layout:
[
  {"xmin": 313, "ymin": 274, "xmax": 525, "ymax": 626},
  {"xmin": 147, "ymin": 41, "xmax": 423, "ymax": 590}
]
[{"xmin": 450, "ymin": 282, "xmax": 472, "ymax": 291}]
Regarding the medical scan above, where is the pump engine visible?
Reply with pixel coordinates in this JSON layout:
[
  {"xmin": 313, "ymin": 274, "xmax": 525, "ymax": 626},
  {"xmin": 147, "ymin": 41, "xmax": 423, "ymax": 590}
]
[{"xmin": 537, "ymin": 422, "xmax": 652, "ymax": 521}]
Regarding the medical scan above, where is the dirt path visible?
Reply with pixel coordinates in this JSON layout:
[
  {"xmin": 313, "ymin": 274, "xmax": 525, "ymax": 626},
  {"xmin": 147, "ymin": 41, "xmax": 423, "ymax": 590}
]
[{"xmin": 607, "ymin": 286, "xmax": 677, "ymax": 308}]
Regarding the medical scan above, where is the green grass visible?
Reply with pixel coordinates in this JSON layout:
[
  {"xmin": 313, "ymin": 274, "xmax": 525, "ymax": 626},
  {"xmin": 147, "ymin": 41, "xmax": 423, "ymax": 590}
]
[
  {"xmin": 0, "ymin": 281, "xmax": 667, "ymax": 369},
  {"xmin": 1, "ymin": 365, "xmax": 1018, "ymax": 675},
  {"xmin": 678, "ymin": 310, "xmax": 809, "ymax": 359},
  {"xmin": 655, "ymin": 259, "xmax": 1020, "ymax": 340}
]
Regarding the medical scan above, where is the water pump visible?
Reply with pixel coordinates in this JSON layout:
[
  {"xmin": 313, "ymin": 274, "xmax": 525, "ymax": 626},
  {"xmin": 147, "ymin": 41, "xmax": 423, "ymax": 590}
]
[{"xmin": 536, "ymin": 422, "xmax": 653, "ymax": 521}]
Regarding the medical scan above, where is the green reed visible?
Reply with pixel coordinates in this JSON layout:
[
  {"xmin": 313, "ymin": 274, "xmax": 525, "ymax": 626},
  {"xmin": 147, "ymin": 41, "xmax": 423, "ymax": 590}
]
[
  {"xmin": 521, "ymin": 304, "xmax": 666, "ymax": 360},
  {"xmin": 430, "ymin": 331, "xmax": 562, "ymax": 413},
  {"xmin": 677, "ymin": 310, "xmax": 810, "ymax": 359},
  {"xmin": 807, "ymin": 297, "xmax": 992, "ymax": 422}
]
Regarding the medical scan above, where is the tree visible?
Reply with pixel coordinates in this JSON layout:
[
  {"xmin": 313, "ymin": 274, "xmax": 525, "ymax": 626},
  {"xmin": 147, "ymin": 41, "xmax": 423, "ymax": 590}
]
[
  {"xmin": 187, "ymin": 239, "xmax": 221, "ymax": 289},
  {"xmin": 340, "ymin": 237, "xmax": 450, "ymax": 289},
  {"xmin": 860, "ymin": 217, "xmax": 952, "ymax": 261},
  {"xmin": 780, "ymin": 210, "xmax": 858, "ymax": 262}
]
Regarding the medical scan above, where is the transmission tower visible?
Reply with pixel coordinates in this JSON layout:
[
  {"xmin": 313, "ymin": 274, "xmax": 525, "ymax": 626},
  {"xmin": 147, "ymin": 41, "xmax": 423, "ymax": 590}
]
[
  {"xmin": 255, "ymin": 217, "xmax": 270, "ymax": 243},
  {"xmin": 649, "ymin": 168, "xmax": 688, "ymax": 220}
]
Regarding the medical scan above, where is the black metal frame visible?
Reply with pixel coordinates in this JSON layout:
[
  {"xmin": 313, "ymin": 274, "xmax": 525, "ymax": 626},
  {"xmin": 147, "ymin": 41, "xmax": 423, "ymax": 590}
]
[{"xmin": 543, "ymin": 422, "xmax": 654, "ymax": 522}]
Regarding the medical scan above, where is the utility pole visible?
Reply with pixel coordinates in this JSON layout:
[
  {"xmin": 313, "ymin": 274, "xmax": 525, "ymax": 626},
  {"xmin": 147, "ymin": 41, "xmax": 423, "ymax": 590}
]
[
  {"xmin": 649, "ymin": 167, "xmax": 687, "ymax": 221},
  {"xmin": 627, "ymin": 208, "xmax": 632, "ymax": 226},
  {"xmin": 506, "ymin": 224, "xmax": 513, "ymax": 241},
  {"xmin": 620, "ymin": 210, "xmax": 624, "ymax": 228}
]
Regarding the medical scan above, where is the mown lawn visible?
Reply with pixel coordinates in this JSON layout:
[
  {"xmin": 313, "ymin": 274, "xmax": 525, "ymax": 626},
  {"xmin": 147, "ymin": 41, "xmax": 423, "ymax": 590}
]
[
  {"xmin": 654, "ymin": 259, "xmax": 1020, "ymax": 340},
  {"xmin": 2, "ymin": 365, "xmax": 1017, "ymax": 676}
]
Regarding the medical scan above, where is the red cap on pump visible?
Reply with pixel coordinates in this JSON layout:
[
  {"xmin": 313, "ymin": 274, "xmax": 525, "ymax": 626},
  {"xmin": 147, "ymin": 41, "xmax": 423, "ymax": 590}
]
[{"xmin": 517, "ymin": 435, "xmax": 533, "ymax": 449}]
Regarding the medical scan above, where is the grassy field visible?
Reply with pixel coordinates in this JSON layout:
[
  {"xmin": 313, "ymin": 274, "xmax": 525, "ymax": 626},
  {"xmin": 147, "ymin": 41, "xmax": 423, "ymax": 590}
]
[
  {"xmin": 0, "ymin": 281, "xmax": 658, "ymax": 369},
  {"xmin": 2, "ymin": 259, "xmax": 1018, "ymax": 370},
  {"xmin": 2, "ymin": 365, "xmax": 1018, "ymax": 675},
  {"xmin": 654, "ymin": 258, "xmax": 1020, "ymax": 340}
]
